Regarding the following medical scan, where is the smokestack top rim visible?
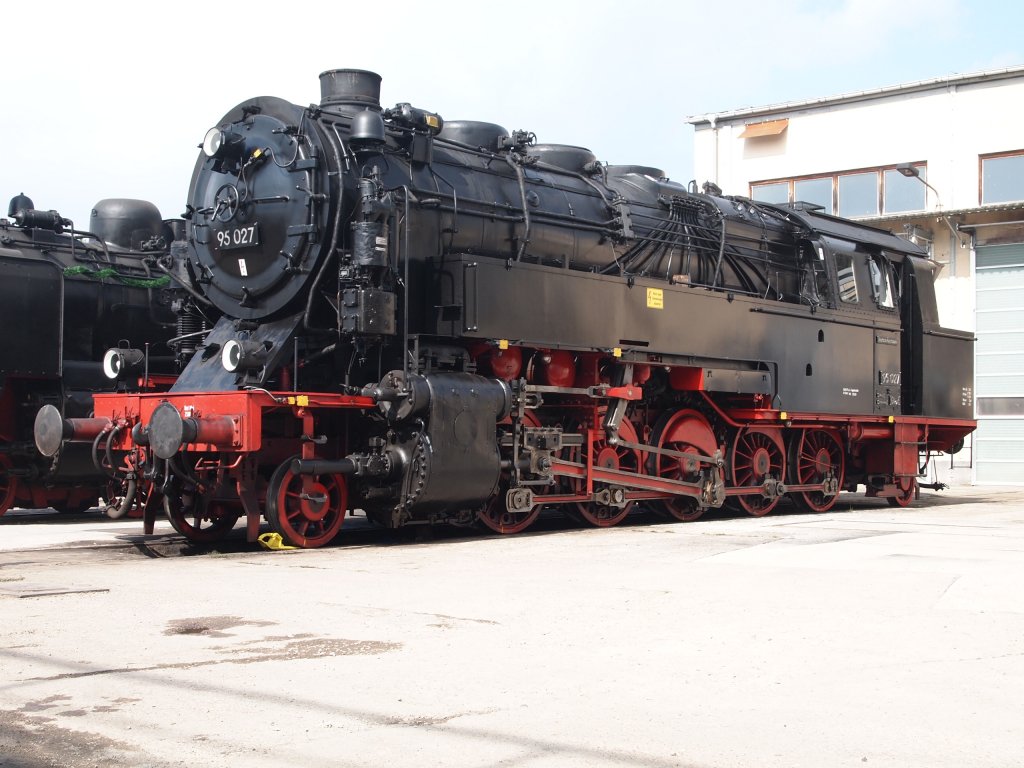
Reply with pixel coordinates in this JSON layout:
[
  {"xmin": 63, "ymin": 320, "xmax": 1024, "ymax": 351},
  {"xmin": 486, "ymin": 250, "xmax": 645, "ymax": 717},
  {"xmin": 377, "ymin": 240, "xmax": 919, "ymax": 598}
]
[{"xmin": 318, "ymin": 68, "xmax": 383, "ymax": 109}]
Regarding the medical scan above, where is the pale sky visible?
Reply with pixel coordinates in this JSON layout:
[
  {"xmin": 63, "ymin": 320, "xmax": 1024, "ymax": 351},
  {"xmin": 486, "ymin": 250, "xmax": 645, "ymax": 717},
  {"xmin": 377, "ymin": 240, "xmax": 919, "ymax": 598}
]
[{"xmin": 2, "ymin": 0, "xmax": 1021, "ymax": 228}]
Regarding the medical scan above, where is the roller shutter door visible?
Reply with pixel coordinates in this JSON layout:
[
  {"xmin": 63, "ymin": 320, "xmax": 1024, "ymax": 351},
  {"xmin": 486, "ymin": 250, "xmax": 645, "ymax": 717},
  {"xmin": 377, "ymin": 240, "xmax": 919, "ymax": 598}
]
[{"xmin": 975, "ymin": 243, "xmax": 1024, "ymax": 483}]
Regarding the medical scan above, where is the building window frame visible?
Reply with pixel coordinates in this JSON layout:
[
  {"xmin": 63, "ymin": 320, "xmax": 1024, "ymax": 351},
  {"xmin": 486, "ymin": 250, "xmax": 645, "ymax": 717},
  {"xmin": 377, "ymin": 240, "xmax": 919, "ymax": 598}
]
[
  {"xmin": 750, "ymin": 163, "xmax": 927, "ymax": 218},
  {"xmin": 979, "ymin": 150, "xmax": 1024, "ymax": 205},
  {"xmin": 792, "ymin": 176, "xmax": 835, "ymax": 215},
  {"xmin": 837, "ymin": 171, "xmax": 879, "ymax": 218}
]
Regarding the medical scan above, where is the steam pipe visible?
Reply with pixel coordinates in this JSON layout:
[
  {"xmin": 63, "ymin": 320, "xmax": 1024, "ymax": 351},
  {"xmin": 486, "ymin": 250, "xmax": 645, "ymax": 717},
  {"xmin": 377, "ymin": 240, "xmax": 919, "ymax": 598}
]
[
  {"xmin": 505, "ymin": 154, "xmax": 532, "ymax": 262},
  {"xmin": 305, "ymin": 115, "xmax": 348, "ymax": 333},
  {"xmin": 710, "ymin": 211, "xmax": 728, "ymax": 289},
  {"xmin": 291, "ymin": 458, "xmax": 358, "ymax": 476},
  {"xmin": 154, "ymin": 258, "xmax": 214, "ymax": 307},
  {"xmin": 401, "ymin": 188, "xmax": 411, "ymax": 378}
]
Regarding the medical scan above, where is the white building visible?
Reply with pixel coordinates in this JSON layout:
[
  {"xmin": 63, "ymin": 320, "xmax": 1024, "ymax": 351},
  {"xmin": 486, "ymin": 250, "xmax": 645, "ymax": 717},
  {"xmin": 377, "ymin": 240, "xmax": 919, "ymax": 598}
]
[{"xmin": 688, "ymin": 66, "xmax": 1024, "ymax": 484}]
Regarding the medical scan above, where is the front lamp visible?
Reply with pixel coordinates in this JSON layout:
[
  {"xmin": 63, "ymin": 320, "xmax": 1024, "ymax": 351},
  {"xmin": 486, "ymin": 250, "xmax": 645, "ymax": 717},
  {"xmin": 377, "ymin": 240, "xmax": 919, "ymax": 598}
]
[
  {"xmin": 202, "ymin": 128, "xmax": 245, "ymax": 160},
  {"xmin": 102, "ymin": 347, "xmax": 145, "ymax": 380},
  {"xmin": 221, "ymin": 339, "xmax": 269, "ymax": 373}
]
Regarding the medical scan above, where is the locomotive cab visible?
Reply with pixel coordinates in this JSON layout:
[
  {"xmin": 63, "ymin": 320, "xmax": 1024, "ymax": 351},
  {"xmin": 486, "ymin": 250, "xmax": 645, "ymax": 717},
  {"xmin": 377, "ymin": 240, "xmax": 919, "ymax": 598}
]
[{"xmin": 899, "ymin": 255, "xmax": 974, "ymax": 420}]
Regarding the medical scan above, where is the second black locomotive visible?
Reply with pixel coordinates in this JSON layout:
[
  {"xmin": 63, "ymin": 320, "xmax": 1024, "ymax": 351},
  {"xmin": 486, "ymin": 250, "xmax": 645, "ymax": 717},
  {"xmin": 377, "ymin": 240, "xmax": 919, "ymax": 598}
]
[{"xmin": 0, "ymin": 195, "xmax": 189, "ymax": 516}]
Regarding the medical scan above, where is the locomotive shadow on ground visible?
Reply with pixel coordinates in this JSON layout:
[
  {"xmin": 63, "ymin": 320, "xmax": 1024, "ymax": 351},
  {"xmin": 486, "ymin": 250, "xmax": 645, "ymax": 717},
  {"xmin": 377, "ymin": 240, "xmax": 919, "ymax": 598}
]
[
  {"xmin": 116, "ymin": 505, "xmax": 760, "ymax": 558},
  {"xmin": 106, "ymin": 507, "xmax": 712, "ymax": 558},
  {"xmin": 0, "ymin": 490, "xmax": 992, "ymax": 564},
  {"xmin": 0, "ymin": 508, "xmax": 116, "ymax": 526},
  {"xmin": 95, "ymin": 489, "xmax": 991, "ymax": 559},
  {"xmin": 0, "ymin": 485, "xmax": 988, "ymax": 532}
]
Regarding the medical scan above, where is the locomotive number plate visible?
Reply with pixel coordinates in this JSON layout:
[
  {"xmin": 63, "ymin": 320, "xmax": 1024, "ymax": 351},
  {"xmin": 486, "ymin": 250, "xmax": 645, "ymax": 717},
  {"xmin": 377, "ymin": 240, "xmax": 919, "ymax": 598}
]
[{"xmin": 214, "ymin": 223, "xmax": 261, "ymax": 251}]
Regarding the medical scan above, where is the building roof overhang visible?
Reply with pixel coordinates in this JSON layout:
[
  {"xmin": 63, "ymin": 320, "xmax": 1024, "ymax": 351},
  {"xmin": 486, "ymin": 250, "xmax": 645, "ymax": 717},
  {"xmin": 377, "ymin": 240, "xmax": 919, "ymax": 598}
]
[
  {"xmin": 687, "ymin": 65, "xmax": 1024, "ymax": 127},
  {"xmin": 860, "ymin": 201, "xmax": 1024, "ymax": 226}
]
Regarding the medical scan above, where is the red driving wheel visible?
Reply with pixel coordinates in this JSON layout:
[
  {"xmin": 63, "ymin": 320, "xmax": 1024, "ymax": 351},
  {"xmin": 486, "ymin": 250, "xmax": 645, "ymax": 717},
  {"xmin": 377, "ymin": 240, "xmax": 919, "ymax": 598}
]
[
  {"xmin": 648, "ymin": 409, "xmax": 718, "ymax": 522},
  {"xmin": 730, "ymin": 427, "xmax": 786, "ymax": 517},
  {"xmin": 572, "ymin": 416, "xmax": 641, "ymax": 527},
  {"xmin": 478, "ymin": 411, "xmax": 545, "ymax": 534},
  {"xmin": 789, "ymin": 429, "xmax": 845, "ymax": 513}
]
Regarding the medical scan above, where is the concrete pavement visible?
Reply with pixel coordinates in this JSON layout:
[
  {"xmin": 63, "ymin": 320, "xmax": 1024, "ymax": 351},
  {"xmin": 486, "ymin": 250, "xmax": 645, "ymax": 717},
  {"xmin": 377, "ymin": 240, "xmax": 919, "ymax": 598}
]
[{"xmin": 1, "ymin": 488, "xmax": 1023, "ymax": 767}]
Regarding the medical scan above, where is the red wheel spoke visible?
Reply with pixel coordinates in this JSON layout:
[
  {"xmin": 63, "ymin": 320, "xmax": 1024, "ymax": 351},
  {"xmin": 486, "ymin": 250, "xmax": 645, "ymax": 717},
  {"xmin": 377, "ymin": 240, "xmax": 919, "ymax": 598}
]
[
  {"xmin": 571, "ymin": 416, "xmax": 640, "ymax": 527},
  {"xmin": 730, "ymin": 428, "xmax": 785, "ymax": 517},
  {"xmin": 479, "ymin": 411, "xmax": 544, "ymax": 535},
  {"xmin": 266, "ymin": 456, "xmax": 347, "ymax": 548},
  {"xmin": 163, "ymin": 466, "xmax": 240, "ymax": 545},
  {"xmin": 887, "ymin": 478, "xmax": 916, "ymax": 508},
  {"xmin": 648, "ymin": 409, "xmax": 716, "ymax": 523},
  {"xmin": 789, "ymin": 429, "xmax": 845, "ymax": 513}
]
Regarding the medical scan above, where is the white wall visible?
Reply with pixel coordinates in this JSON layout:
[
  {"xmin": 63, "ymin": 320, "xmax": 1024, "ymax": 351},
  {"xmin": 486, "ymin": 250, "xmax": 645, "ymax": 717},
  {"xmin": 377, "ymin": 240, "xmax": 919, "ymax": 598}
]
[
  {"xmin": 935, "ymin": 274, "xmax": 976, "ymax": 331},
  {"xmin": 693, "ymin": 77, "xmax": 1024, "ymax": 211}
]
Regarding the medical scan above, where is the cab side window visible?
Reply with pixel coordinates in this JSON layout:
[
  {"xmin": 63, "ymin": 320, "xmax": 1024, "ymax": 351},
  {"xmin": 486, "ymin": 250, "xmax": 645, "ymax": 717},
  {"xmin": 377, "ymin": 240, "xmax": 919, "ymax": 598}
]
[
  {"xmin": 835, "ymin": 252, "xmax": 859, "ymax": 303},
  {"xmin": 868, "ymin": 257, "xmax": 895, "ymax": 309}
]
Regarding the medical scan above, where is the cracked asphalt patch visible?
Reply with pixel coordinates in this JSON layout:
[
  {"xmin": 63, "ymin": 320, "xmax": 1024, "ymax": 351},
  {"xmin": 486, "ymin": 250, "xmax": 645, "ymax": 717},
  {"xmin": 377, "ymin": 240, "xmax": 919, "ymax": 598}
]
[
  {"xmin": 27, "ymin": 637, "xmax": 402, "ymax": 681},
  {"xmin": 0, "ymin": 709, "xmax": 173, "ymax": 768}
]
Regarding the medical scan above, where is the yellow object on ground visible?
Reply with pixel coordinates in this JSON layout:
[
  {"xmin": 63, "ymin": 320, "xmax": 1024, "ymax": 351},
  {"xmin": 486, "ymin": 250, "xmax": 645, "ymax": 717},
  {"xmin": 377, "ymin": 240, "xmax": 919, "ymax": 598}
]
[{"xmin": 257, "ymin": 532, "xmax": 297, "ymax": 551}]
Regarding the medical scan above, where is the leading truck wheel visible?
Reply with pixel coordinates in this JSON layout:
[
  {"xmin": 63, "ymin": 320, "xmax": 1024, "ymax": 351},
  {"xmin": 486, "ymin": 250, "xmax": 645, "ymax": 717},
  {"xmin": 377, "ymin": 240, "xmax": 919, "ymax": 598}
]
[
  {"xmin": 0, "ymin": 455, "xmax": 18, "ymax": 516},
  {"xmin": 266, "ymin": 456, "xmax": 347, "ymax": 548},
  {"xmin": 163, "ymin": 486, "xmax": 240, "ymax": 544},
  {"xmin": 886, "ymin": 478, "xmax": 917, "ymax": 508}
]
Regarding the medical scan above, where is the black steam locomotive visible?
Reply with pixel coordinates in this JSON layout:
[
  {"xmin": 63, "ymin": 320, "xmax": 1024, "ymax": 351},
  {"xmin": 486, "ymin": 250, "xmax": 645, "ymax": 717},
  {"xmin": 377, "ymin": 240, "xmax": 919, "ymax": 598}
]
[
  {"xmin": 36, "ymin": 69, "xmax": 975, "ymax": 547},
  {"xmin": 0, "ymin": 195, "xmax": 188, "ymax": 516}
]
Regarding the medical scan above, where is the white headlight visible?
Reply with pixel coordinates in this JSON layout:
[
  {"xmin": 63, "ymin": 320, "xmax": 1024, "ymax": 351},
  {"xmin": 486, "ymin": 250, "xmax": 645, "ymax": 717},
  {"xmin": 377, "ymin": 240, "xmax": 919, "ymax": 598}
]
[
  {"xmin": 203, "ymin": 127, "xmax": 225, "ymax": 158},
  {"xmin": 222, "ymin": 339, "xmax": 242, "ymax": 372},
  {"xmin": 102, "ymin": 349, "xmax": 123, "ymax": 380},
  {"xmin": 102, "ymin": 347, "xmax": 145, "ymax": 380}
]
